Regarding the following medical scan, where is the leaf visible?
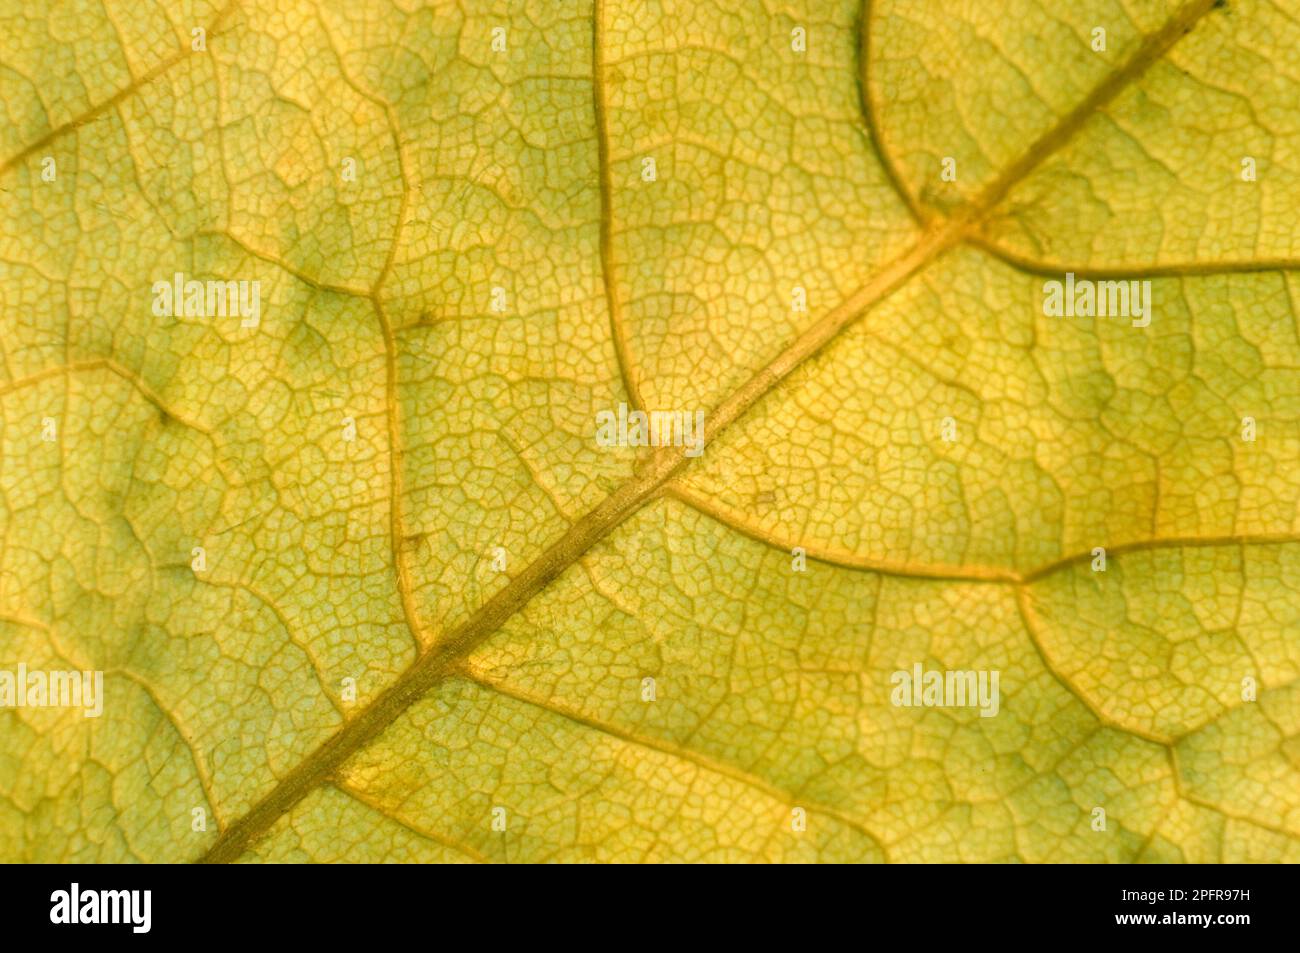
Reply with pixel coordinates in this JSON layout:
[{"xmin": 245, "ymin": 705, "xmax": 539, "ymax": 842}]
[{"xmin": 1, "ymin": 0, "xmax": 1298, "ymax": 863}]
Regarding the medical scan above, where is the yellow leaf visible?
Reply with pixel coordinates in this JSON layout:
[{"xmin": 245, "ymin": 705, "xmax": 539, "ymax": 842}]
[{"xmin": 1, "ymin": 0, "xmax": 1297, "ymax": 863}]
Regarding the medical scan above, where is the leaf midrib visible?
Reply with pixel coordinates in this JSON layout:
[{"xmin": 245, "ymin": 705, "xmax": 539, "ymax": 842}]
[{"xmin": 65, "ymin": 0, "xmax": 1209, "ymax": 862}]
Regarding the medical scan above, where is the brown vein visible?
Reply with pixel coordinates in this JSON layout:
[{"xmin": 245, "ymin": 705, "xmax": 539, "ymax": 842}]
[
  {"xmin": 668, "ymin": 483, "xmax": 1300, "ymax": 584},
  {"xmin": 199, "ymin": 0, "xmax": 1220, "ymax": 862},
  {"xmin": 461, "ymin": 670, "xmax": 889, "ymax": 860},
  {"xmin": 364, "ymin": 74, "xmax": 428, "ymax": 656},
  {"xmin": 332, "ymin": 782, "xmax": 491, "ymax": 864},
  {"xmin": 969, "ymin": 234, "xmax": 1300, "ymax": 278},
  {"xmin": 593, "ymin": 0, "xmax": 645, "ymax": 411},
  {"xmin": 1014, "ymin": 585, "xmax": 1174, "ymax": 747},
  {"xmin": 1167, "ymin": 747, "xmax": 1298, "ymax": 842},
  {"xmin": 856, "ymin": 0, "xmax": 927, "ymax": 225},
  {"xmin": 667, "ymin": 484, "xmax": 1022, "ymax": 583}
]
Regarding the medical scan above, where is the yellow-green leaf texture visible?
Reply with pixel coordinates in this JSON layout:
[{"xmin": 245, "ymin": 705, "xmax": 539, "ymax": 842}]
[{"xmin": 1, "ymin": 0, "xmax": 1299, "ymax": 863}]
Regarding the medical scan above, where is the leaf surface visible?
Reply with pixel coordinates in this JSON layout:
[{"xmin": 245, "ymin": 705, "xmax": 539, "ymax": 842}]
[{"xmin": 1, "ymin": 0, "xmax": 1298, "ymax": 863}]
